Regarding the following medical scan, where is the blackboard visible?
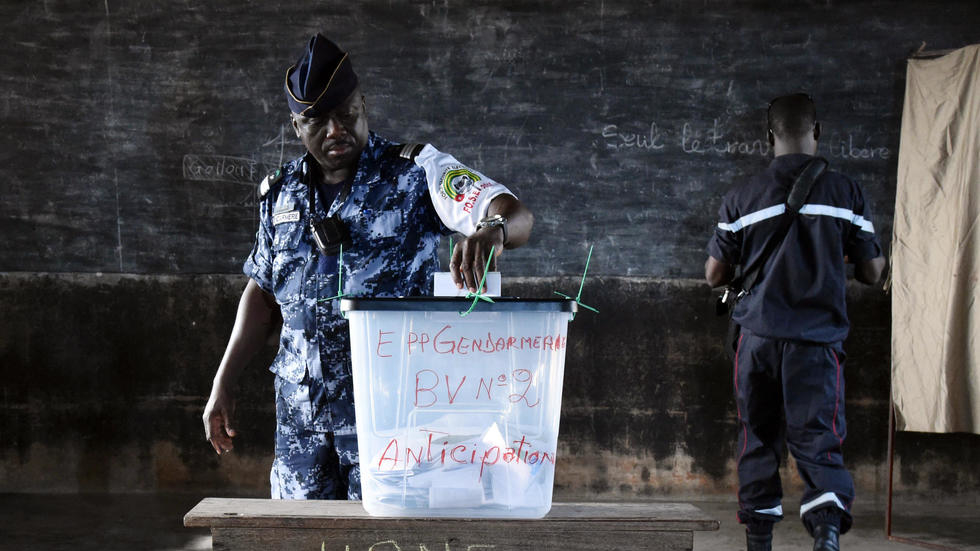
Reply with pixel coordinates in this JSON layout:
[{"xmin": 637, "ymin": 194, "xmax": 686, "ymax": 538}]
[{"xmin": 2, "ymin": 1, "xmax": 978, "ymax": 278}]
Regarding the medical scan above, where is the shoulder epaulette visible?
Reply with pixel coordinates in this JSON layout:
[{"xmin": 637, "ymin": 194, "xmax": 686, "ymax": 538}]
[
  {"xmin": 258, "ymin": 166, "xmax": 286, "ymax": 199},
  {"xmin": 389, "ymin": 143, "xmax": 425, "ymax": 162}
]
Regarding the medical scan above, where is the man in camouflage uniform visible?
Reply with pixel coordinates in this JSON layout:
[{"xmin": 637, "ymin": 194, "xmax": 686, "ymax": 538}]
[{"xmin": 203, "ymin": 34, "xmax": 533, "ymax": 499}]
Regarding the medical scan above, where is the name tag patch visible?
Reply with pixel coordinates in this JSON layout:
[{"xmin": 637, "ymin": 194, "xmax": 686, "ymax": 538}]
[{"xmin": 272, "ymin": 210, "xmax": 300, "ymax": 225}]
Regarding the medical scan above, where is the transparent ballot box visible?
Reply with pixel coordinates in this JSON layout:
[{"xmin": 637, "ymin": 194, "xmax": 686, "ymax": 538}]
[{"xmin": 341, "ymin": 297, "xmax": 576, "ymax": 518}]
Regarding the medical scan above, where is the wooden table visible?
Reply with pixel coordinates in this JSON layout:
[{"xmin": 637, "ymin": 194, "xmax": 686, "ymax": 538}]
[{"xmin": 184, "ymin": 499, "xmax": 719, "ymax": 550}]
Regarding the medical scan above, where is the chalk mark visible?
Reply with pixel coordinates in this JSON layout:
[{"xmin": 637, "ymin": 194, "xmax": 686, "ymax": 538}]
[{"xmin": 114, "ymin": 169, "xmax": 123, "ymax": 271}]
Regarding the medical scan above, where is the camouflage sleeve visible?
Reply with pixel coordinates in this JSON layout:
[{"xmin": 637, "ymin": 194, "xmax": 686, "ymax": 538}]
[
  {"xmin": 243, "ymin": 197, "xmax": 275, "ymax": 295},
  {"xmin": 413, "ymin": 144, "xmax": 516, "ymax": 236}
]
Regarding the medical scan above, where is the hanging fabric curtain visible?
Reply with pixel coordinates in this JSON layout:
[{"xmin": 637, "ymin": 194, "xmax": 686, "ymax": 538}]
[{"xmin": 892, "ymin": 44, "xmax": 980, "ymax": 433}]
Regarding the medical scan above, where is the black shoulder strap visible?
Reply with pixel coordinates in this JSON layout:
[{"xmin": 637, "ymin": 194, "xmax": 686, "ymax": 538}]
[
  {"xmin": 735, "ymin": 157, "xmax": 828, "ymax": 295},
  {"xmin": 786, "ymin": 157, "xmax": 827, "ymax": 213},
  {"xmin": 258, "ymin": 166, "xmax": 286, "ymax": 199}
]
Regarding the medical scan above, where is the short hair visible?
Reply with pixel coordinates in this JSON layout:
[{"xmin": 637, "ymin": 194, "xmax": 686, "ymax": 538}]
[{"xmin": 767, "ymin": 93, "xmax": 816, "ymax": 139}]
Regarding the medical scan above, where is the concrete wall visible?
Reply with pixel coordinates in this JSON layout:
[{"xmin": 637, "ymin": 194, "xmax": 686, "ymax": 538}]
[{"xmin": 2, "ymin": 272, "xmax": 978, "ymax": 503}]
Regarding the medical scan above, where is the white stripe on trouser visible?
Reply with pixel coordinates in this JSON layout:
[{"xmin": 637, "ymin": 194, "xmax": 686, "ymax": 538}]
[
  {"xmin": 800, "ymin": 492, "xmax": 846, "ymax": 517},
  {"xmin": 754, "ymin": 505, "xmax": 784, "ymax": 516}
]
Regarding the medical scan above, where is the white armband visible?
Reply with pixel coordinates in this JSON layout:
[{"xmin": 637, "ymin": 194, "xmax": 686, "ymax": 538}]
[{"xmin": 414, "ymin": 144, "xmax": 516, "ymax": 235}]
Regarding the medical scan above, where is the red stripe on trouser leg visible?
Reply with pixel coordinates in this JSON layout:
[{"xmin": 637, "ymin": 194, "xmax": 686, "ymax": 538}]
[
  {"xmin": 829, "ymin": 349, "xmax": 843, "ymax": 462},
  {"xmin": 734, "ymin": 333, "xmax": 745, "ymax": 509}
]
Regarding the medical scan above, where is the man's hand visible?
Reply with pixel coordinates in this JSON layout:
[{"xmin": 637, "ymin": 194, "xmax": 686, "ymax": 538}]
[
  {"xmin": 203, "ymin": 384, "xmax": 238, "ymax": 455},
  {"xmin": 451, "ymin": 226, "xmax": 505, "ymax": 293},
  {"xmin": 855, "ymin": 255, "xmax": 886, "ymax": 285},
  {"xmin": 203, "ymin": 279, "xmax": 277, "ymax": 456},
  {"xmin": 705, "ymin": 256, "xmax": 736, "ymax": 288},
  {"xmin": 449, "ymin": 194, "xmax": 533, "ymax": 292}
]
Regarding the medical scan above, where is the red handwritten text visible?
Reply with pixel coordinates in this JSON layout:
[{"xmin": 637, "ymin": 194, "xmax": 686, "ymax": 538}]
[
  {"xmin": 387, "ymin": 324, "xmax": 567, "ymax": 357},
  {"xmin": 377, "ymin": 430, "xmax": 556, "ymax": 479},
  {"xmin": 414, "ymin": 368, "xmax": 541, "ymax": 408}
]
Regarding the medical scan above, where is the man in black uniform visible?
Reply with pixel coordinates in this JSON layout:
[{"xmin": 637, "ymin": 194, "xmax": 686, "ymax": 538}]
[{"xmin": 705, "ymin": 94, "xmax": 886, "ymax": 551}]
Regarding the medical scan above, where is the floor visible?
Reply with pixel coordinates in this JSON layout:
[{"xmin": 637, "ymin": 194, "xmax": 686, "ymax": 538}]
[
  {"xmin": 692, "ymin": 499, "xmax": 980, "ymax": 551},
  {"xmin": 0, "ymin": 493, "xmax": 976, "ymax": 550}
]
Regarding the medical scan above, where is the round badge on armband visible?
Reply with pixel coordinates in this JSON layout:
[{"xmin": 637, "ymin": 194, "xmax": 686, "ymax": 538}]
[
  {"xmin": 476, "ymin": 214, "xmax": 508, "ymax": 245},
  {"xmin": 442, "ymin": 167, "xmax": 481, "ymax": 202}
]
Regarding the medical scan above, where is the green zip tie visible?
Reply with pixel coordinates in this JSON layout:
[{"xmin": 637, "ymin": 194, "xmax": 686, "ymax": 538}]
[
  {"xmin": 318, "ymin": 242, "xmax": 347, "ymax": 303},
  {"xmin": 553, "ymin": 244, "xmax": 599, "ymax": 320},
  {"xmin": 459, "ymin": 245, "xmax": 496, "ymax": 316}
]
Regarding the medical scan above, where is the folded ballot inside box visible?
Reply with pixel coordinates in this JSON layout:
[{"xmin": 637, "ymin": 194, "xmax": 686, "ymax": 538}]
[{"xmin": 341, "ymin": 297, "xmax": 576, "ymax": 518}]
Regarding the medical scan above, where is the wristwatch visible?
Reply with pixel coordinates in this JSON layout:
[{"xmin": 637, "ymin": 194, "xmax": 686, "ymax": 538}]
[{"xmin": 476, "ymin": 214, "xmax": 508, "ymax": 245}]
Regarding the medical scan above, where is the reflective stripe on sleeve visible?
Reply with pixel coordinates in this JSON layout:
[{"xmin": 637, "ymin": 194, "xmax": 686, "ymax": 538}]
[
  {"xmin": 717, "ymin": 205, "xmax": 786, "ymax": 233},
  {"xmin": 718, "ymin": 203, "xmax": 874, "ymax": 234},
  {"xmin": 799, "ymin": 204, "xmax": 875, "ymax": 233}
]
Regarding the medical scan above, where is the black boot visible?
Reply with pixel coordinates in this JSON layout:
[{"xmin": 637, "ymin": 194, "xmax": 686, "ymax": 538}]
[
  {"xmin": 746, "ymin": 531, "xmax": 772, "ymax": 551},
  {"xmin": 812, "ymin": 523, "xmax": 840, "ymax": 551}
]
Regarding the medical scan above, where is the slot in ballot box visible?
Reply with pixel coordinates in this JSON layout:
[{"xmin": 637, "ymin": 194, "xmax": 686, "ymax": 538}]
[{"xmin": 341, "ymin": 297, "xmax": 576, "ymax": 518}]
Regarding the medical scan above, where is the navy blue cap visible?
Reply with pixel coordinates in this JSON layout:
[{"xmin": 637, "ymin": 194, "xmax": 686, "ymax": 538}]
[{"xmin": 285, "ymin": 34, "xmax": 358, "ymax": 117}]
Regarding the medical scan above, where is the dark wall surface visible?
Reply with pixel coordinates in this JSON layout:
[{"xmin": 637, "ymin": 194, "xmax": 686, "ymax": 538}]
[
  {"xmin": 2, "ymin": 1, "xmax": 980, "ymax": 500},
  {"xmin": 2, "ymin": 1, "xmax": 978, "ymax": 276},
  {"xmin": 2, "ymin": 273, "xmax": 979, "ymax": 500}
]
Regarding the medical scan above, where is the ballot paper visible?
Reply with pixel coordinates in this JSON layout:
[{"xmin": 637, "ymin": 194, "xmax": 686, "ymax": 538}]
[{"xmin": 433, "ymin": 271, "xmax": 501, "ymax": 297}]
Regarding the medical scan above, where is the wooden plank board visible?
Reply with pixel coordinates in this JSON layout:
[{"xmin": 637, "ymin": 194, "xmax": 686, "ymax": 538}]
[
  {"xmin": 211, "ymin": 526, "xmax": 694, "ymax": 551},
  {"xmin": 185, "ymin": 499, "xmax": 719, "ymax": 532}
]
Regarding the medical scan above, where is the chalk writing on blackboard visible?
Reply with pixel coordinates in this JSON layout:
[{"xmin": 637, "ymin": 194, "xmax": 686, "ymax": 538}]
[
  {"xmin": 601, "ymin": 122, "xmax": 666, "ymax": 151},
  {"xmin": 322, "ymin": 541, "xmax": 495, "ymax": 551},
  {"xmin": 680, "ymin": 121, "xmax": 771, "ymax": 156},
  {"xmin": 598, "ymin": 119, "xmax": 892, "ymax": 160},
  {"xmin": 599, "ymin": 120, "xmax": 770, "ymax": 157},
  {"xmin": 182, "ymin": 154, "xmax": 267, "ymax": 184},
  {"xmin": 827, "ymin": 132, "xmax": 891, "ymax": 160}
]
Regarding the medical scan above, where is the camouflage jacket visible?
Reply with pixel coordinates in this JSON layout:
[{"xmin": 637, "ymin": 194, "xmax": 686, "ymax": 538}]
[{"xmin": 244, "ymin": 132, "xmax": 453, "ymax": 433}]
